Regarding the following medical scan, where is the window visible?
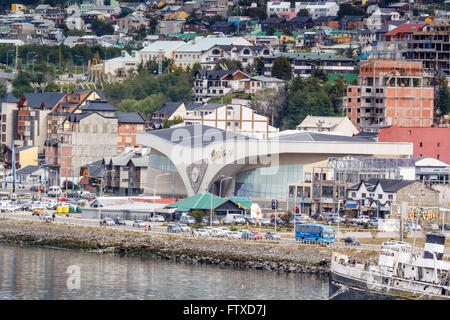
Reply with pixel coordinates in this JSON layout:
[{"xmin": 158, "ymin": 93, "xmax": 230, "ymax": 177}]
[
  {"xmin": 388, "ymin": 194, "xmax": 393, "ymax": 200},
  {"xmin": 378, "ymin": 194, "xmax": 383, "ymax": 199},
  {"xmin": 437, "ymin": 154, "xmax": 440, "ymax": 160},
  {"xmin": 362, "ymin": 193, "xmax": 366, "ymax": 198},
  {"xmin": 419, "ymin": 142, "xmax": 423, "ymax": 147},
  {"xmin": 352, "ymin": 192, "xmax": 356, "ymax": 197},
  {"xmin": 305, "ymin": 173, "xmax": 311, "ymax": 183},
  {"xmin": 437, "ymin": 142, "xmax": 440, "ymax": 147},
  {"xmin": 348, "ymin": 98, "xmax": 352, "ymax": 102}
]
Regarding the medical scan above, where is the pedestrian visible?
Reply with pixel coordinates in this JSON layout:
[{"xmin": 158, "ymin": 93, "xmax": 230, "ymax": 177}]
[
  {"xmin": 144, "ymin": 225, "xmax": 147, "ymax": 232},
  {"xmin": 191, "ymin": 228, "xmax": 194, "ymax": 237},
  {"xmin": 52, "ymin": 213, "xmax": 55, "ymax": 221}
]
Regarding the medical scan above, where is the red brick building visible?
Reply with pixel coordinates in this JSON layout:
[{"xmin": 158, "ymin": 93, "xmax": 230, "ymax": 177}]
[
  {"xmin": 377, "ymin": 126, "xmax": 450, "ymax": 163},
  {"xmin": 347, "ymin": 60, "xmax": 434, "ymax": 130},
  {"xmin": 116, "ymin": 112, "xmax": 146, "ymax": 153}
]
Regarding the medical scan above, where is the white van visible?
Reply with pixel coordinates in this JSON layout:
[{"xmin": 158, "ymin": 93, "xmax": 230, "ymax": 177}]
[
  {"xmin": 225, "ymin": 214, "xmax": 245, "ymax": 225},
  {"xmin": 47, "ymin": 186, "xmax": 62, "ymax": 197}
]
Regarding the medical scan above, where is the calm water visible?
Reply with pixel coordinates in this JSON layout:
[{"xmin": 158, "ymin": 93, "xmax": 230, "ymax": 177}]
[{"xmin": 0, "ymin": 244, "xmax": 329, "ymax": 300}]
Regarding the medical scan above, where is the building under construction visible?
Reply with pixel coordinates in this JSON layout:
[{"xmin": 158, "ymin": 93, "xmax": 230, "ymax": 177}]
[
  {"xmin": 405, "ymin": 23, "xmax": 450, "ymax": 79},
  {"xmin": 347, "ymin": 60, "xmax": 434, "ymax": 129},
  {"xmin": 288, "ymin": 156, "xmax": 417, "ymax": 215}
]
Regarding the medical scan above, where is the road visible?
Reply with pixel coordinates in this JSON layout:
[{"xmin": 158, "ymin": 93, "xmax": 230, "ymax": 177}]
[{"xmin": 2, "ymin": 211, "xmax": 449, "ymax": 257}]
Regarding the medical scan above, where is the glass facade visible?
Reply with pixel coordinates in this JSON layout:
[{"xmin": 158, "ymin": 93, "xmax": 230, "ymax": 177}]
[
  {"xmin": 235, "ymin": 164, "xmax": 303, "ymax": 199},
  {"xmin": 149, "ymin": 154, "xmax": 177, "ymax": 172}
]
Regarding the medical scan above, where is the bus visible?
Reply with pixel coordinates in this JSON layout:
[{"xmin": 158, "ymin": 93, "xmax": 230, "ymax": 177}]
[{"xmin": 295, "ymin": 223, "xmax": 335, "ymax": 244}]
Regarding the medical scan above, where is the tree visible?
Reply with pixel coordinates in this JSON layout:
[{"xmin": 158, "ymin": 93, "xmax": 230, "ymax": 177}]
[
  {"xmin": 311, "ymin": 68, "xmax": 328, "ymax": 83},
  {"xmin": 214, "ymin": 59, "xmax": 243, "ymax": 71},
  {"xmin": 336, "ymin": 3, "xmax": 365, "ymax": 19},
  {"xmin": 0, "ymin": 83, "xmax": 6, "ymax": 97},
  {"xmin": 91, "ymin": 19, "xmax": 114, "ymax": 36},
  {"xmin": 271, "ymin": 56, "xmax": 293, "ymax": 81},
  {"xmin": 191, "ymin": 210, "xmax": 205, "ymax": 225},
  {"xmin": 297, "ymin": 9, "xmax": 311, "ymax": 17},
  {"xmin": 12, "ymin": 71, "xmax": 33, "ymax": 98}
]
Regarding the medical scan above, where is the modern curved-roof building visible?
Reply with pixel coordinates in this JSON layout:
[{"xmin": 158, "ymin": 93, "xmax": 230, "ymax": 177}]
[{"xmin": 136, "ymin": 125, "xmax": 413, "ymax": 200}]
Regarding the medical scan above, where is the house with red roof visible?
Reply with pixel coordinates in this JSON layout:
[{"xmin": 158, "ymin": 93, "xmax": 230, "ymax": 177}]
[{"xmin": 383, "ymin": 23, "xmax": 428, "ymax": 42}]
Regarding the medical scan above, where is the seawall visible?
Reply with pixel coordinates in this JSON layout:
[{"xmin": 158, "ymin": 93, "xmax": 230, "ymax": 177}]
[{"xmin": 0, "ymin": 219, "xmax": 378, "ymax": 274}]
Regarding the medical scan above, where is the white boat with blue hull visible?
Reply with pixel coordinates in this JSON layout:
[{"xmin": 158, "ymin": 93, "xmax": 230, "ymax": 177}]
[{"xmin": 329, "ymin": 232, "xmax": 450, "ymax": 300}]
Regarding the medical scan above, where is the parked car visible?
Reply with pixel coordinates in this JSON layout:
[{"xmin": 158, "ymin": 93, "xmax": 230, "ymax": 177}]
[
  {"xmin": 244, "ymin": 217, "xmax": 256, "ymax": 225},
  {"xmin": 227, "ymin": 231, "xmax": 242, "ymax": 239},
  {"xmin": 258, "ymin": 218, "xmax": 271, "ymax": 226},
  {"xmin": 167, "ymin": 225, "xmax": 181, "ymax": 233},
  {"xmin": 113, "ymin": 218, "xmax": 126, "ymax": 226},
  {"xmin": 133, "ymin": 220, "xmax": 146, "ymax": 228},
  {"xmin": 150, "ymin": 215, "xmax": 165, "ymax": 222},
  {"xmin": 355, "ymin": 215, "xmax": 370, "ymax": 225},
  {"xmin": 344, "ymin": 237, "xmax": 360, "ymax": 246},
  {"xmin": 101, "ymin": 218, "xmax": 115, "ymax": 226},
  {"xmin": 381, "ymin": 240, "xmax": 411, "ymax": 252},
  {"xmin": 369, "ymin": 218, "xmax": 379, "ymax": 227},
  {"xmin": 264, "ymin": 232, "xmax": 281, "ymax": 240},
  {"xmin": 407, "ymin": 223, "xmax": 422, "ymax": 231},
  {"xmin": 32, "ymin": 208, "xmax": 46, "ymax": 216},
  {"xmin": 241, "ymin": 230, "xmax": 256, "ymax": 240},
  {"xmin": 270, "ymin": 217, "xmax": 283, "ymax": 225},
  {"xmin": 39, "ymin": 213, "xmax": 53, "ymax": 222},
  {"xmin": 180, "ymin": 215, "xmax": 195, "ymax": 225},
  {"xmin": 209, "ymin": 228, "xmax": 224, "ymax": 237},
  {"xmin": 193, "ymin": 229, "xmax": 209, "ymax": 237},
  {"xmin": 225, "ymin": 214, "xmax": 245, "ymax": 225},
  {"xmin": 311, "ymin": 214, "xmax": 325, "ymax": 222},
  {"xmin": 251, "ymin": 231, "xmax": 263, "ymax": 240},
  {"xmin": 178, "ymin": 223, "xmax": 191, "ymax": 232}
]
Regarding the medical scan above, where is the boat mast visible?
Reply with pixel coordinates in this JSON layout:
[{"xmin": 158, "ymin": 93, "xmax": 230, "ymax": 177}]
[{"xmin": 411, "ymin": 180, "xmax": 424, "ymax": 258}]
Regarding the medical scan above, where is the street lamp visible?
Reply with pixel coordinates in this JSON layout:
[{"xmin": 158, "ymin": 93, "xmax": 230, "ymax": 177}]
[
  {"xmin": 26, "ymin": 52, "xmax": 36, "ymax": 70},
  {"xmin": 6, "ymin": 50, "xmax": 14, "ymax": 67},
  {"xmin": 219, "ymin": 176, "xmax": 232, "ymax": 198},
  {"xmin": 97, "ymin": 169, "xmax": 113, "ymax": 225},
  {"xmin": 31, "ymin": 55, "xmax": 38, "ymax": 74},
  {"xmin": 153, "ymin": 173, "xmax": 172, "ymax": 219},
  {"xmin": 74, "ymin": 55, "xmax": 85, "ymax": 74}
]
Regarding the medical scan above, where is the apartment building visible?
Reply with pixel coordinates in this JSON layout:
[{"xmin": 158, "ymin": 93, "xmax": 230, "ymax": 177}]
[
  {"xmin": 404, "ymin": 23, "xmax": 450, "ymax": 79},
  {"xmin": 266, "ymin": 2, "xmax": 292, "ymax": 16},
  {"xmin": 172, "ymin": 36, "xmax": 252, "ymax": 69},
  {"xmin": 14, "ymin": 92, "xmax": 66, "ymax": 153},
  {"xmin": 180, "ymin": 103, "xmax": 279, "ymax": 138},
  {"xmin": 263, "ymin": 52, "xmax": 355, "ymax": 78},
  {"xmin": 0, "ymin": 93, "xmax": 19, "ymax": 147},
  {"xmin": 295, "ymin": 1, "xmax": 339, "ymax": 20},
  {"xmin": 47, "ymin": 89, "xmax": 105, "ymax": 142},
  {"xmin": 346, "ymin": 60, "xmax": 434, "ymax": 130},
  {"xmin": 193, "ymin": 69, "xmax": 250, "ymax": 102},
  {"xmin": 117, "ymin": 112, "xmax": 146, "ymax": 153},
  {"xmin": 201, "ymin": 44, "xmax": 272, "ymax": 70}
]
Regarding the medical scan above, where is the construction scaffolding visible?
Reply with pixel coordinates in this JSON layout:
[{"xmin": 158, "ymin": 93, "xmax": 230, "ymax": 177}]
[{"xmin": 311, "ymin": 156, "xmax": 417, "ymax": 214}]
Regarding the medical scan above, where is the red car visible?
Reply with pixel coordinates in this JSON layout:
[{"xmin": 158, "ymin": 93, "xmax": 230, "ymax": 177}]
[{"xmin": 251, "ymin": 231, "xmax": 263, "ymax": 240}]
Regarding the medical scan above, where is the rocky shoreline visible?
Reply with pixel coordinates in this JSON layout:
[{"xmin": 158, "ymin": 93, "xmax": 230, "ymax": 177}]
[{"xmin": 0, "ymin": 219, "xmax": 376, "ymax": 275}]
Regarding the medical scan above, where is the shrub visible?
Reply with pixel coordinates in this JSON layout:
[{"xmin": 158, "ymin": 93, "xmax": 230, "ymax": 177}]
[
  {"xmin": 191, "ymin": 210, "xmax": 204, "ymax": 225},
  {"xmin": 363, "ymin": 222, "xmax": 369, "ymax": 229}
]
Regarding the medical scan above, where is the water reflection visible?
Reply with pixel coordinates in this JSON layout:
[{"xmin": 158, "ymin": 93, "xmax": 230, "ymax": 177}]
[{"xmin": 0, "ymin": 245, "xmax": 329, "ymax": 300}]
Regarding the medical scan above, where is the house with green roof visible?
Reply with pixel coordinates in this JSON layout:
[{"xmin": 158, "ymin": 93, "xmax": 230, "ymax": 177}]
[{"xmin": 166, "ymin": 192, "xmax": 246, "ymax": 219}]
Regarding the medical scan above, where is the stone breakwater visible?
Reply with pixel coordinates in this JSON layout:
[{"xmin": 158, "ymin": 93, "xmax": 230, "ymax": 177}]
[{"xmin": 0, "ymin": 219, "xmax": 340, "ymax": 274}]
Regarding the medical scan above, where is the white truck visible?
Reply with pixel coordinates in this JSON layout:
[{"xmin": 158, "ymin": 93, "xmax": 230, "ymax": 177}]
[{"xmin": 224, "ymin": 214, "xmax": 245, "ymax": 225}]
